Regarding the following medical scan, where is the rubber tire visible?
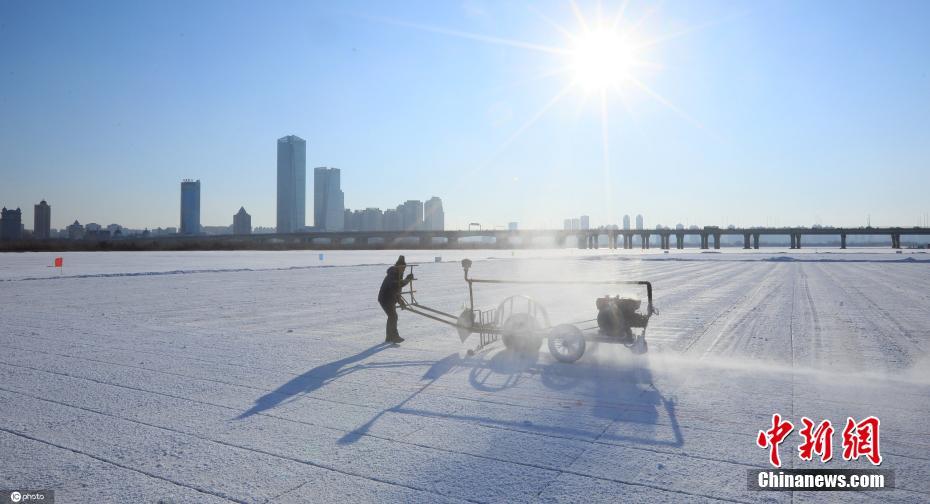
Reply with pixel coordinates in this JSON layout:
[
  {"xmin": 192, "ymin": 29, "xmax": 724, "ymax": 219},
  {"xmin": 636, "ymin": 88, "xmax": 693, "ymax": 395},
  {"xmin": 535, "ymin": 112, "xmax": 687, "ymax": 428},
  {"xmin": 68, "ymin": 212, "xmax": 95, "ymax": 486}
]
[{"xmin": 548, "ymin": 324, "xmax": 586, "ymax": 363}]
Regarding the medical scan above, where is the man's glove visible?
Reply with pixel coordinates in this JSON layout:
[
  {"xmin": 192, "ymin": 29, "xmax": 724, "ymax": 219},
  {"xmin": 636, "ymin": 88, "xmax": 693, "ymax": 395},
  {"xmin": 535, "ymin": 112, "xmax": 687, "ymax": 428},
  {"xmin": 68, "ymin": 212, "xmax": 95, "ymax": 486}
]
[{"xmin": 405, "ymin": 273, "xmax": 414, "ymax": 281}]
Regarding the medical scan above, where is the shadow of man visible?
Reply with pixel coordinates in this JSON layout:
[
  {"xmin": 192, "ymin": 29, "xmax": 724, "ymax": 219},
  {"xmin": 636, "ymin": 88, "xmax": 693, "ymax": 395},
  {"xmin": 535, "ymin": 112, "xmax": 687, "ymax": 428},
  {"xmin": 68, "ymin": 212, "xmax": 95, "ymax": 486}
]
[{"xmin": 236, "ymin": 343, "xmax": 392, "ymax": 419}]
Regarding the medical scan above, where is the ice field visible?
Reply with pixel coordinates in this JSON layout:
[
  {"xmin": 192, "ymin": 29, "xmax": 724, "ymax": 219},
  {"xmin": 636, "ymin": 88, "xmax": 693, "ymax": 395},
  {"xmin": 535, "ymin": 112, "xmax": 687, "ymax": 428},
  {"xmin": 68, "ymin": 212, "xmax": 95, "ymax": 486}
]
[{"xmin": 2, "ymin": 249, "xmax": 929, "ymax": 503}]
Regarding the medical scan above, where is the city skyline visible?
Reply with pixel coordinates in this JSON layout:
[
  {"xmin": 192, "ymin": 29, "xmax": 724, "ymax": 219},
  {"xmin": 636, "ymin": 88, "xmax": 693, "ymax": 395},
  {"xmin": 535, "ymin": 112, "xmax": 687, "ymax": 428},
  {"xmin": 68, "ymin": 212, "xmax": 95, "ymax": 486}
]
[{"xmin": 2, "ymin": 1, "xmax": 929, "ymax": 230}]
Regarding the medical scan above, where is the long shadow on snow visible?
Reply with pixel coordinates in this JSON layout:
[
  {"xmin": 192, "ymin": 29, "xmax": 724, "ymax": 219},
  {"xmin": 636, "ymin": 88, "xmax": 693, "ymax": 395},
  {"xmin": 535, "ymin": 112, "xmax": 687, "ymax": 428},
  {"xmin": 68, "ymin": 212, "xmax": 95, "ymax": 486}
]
[
  {"xmin": 336, "ymin": 352, "xmax": 463, "ymax": 444},
  {"xmin": 236, "ymin": 342, "xmax": 438, "ymax": 419},
  {"xmin": 338, "ymin": 347, "xmax": 683, "ymax": 449}
]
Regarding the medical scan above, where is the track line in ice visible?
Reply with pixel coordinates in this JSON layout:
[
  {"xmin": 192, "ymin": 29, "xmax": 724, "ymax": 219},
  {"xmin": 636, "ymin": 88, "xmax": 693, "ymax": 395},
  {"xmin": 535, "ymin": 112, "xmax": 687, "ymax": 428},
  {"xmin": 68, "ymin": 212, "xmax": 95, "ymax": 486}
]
[
  {"xmin": 0, "ymin": 386, "xmax": 490, "ymax": 504},
  {"xmin": 0, "ymin": 382, "xmax": 757, "ymax": 504},
  {"xmin": 0, "ymin": 426, "xmax": 247, "ymax": 503}
]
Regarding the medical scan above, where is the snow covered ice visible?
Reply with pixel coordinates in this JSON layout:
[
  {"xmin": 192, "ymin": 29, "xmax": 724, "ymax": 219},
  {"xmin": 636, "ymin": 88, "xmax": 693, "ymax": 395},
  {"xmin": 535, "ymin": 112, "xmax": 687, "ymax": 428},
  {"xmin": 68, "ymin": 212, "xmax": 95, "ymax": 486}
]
[{"xmin": 1, "ymin": 249, "xmax": 929, "ymax": 503}]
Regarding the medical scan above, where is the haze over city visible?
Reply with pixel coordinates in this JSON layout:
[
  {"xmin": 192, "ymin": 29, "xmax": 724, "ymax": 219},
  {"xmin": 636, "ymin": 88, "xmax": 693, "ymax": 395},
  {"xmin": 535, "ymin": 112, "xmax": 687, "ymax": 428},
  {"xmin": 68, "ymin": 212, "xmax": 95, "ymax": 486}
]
[{"xmin": 2, "ymin": 0, "xmax": 929, "ymax": 231}]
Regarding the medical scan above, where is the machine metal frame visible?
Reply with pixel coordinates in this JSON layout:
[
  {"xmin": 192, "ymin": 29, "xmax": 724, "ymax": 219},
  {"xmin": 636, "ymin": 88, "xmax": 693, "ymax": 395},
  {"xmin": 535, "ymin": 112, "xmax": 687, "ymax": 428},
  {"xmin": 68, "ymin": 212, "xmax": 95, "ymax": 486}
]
[{"xmin": 399, "ymin": 259, "xmax": 656, "ymax": 362}]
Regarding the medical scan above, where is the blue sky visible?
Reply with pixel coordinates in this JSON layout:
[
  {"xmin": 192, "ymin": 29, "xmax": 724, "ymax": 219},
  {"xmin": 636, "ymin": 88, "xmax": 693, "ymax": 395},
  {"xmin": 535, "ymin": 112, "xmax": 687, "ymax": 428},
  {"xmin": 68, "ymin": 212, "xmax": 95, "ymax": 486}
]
[{"xmin": 2, "ymin": 0, "xmax": 929, "ymax": 230}]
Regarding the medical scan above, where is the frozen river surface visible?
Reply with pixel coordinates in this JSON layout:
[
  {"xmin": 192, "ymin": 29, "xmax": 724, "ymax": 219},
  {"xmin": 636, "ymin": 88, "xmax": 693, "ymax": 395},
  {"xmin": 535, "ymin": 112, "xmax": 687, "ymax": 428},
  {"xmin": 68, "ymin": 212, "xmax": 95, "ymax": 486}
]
[{"xmin": 1, "ymin": 250, "xmax": 929, "ymax": 503}]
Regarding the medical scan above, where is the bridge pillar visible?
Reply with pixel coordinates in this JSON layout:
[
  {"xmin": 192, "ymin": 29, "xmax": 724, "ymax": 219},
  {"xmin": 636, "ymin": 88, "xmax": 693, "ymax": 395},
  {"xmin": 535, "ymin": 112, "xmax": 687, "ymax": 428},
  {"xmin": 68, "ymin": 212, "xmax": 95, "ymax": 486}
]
[
  {"xmin": 789, "ymin": 234, "xmax": 796, "ymax": 249},
  {"xmin": 753, "ymin": 233, "xmax": 760, "ymax": 249},
  {"xmin": 713, "ymin": 233, "xmax": 721, "ymax": 250},
  {"xmin": 840, "ymin": 234, "xmax": 846, "ymax": 249},
  {"xmin": 578, "ymin": 235, "xmax": 586, "ymax": 249},
  {"xmin": 892, "ymin": 233, "xmax": 900, "ymax": 249},
  {"xmin": 796, "ymin": 233, "xmax": 802, "ymax": 249},
  {"xmin": 700, "ymin": 233, "xmax": 708, "ymax": 249},
  {"xmin": 743, "ymin": 233, "xmax": 751, "ymax": 249},
  {"xmin": 663, "ymin": 234, "xmax": 670, "ymax": 250}
]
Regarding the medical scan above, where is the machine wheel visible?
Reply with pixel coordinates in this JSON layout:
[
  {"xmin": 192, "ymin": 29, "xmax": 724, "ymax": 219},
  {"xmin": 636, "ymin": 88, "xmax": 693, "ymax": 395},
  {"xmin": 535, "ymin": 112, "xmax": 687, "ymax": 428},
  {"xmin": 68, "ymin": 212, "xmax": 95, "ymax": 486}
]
[
  {"xmin": 548, "ymin": 324, "xmax": 586, "ymax": 363},
  {"xmin": 501, "ymin": 313, "xmax": 542, "ymax": 354}
]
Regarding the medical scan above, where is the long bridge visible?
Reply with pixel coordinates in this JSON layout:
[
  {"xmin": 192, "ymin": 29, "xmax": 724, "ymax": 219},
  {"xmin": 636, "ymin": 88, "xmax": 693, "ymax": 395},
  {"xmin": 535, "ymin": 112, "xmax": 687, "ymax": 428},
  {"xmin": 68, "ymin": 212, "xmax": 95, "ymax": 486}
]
[{"xmin": 147, "ymin": 226, "xmax": 930, "ymax": 250}]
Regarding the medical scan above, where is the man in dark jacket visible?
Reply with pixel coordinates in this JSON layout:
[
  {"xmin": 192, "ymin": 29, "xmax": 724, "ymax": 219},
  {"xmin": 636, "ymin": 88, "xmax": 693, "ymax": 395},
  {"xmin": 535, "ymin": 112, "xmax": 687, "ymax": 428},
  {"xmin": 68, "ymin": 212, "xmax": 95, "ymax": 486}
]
[{"xmin": 378, "ymin": 255, "xmax": 414, "ymax": 343}]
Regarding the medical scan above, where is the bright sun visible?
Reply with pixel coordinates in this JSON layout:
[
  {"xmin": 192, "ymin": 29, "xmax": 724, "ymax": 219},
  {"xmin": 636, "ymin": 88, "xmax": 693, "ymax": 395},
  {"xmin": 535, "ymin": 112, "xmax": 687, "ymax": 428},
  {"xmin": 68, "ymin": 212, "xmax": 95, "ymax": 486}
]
[{"xmin": 570, "ymin": 29, "xmax": 636, "ymax": 92}]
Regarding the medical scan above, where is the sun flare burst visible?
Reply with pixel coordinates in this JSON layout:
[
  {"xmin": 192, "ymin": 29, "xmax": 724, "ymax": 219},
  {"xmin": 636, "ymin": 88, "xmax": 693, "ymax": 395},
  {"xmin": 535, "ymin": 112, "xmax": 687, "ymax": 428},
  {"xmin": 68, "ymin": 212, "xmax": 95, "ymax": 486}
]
[
  {"xmin": 570, "ymin": 28, "xmax": 637, "ymax": 92},
  {"xmin": 382, "ymin": 1, "xmax": 708, "ymax": 215}
]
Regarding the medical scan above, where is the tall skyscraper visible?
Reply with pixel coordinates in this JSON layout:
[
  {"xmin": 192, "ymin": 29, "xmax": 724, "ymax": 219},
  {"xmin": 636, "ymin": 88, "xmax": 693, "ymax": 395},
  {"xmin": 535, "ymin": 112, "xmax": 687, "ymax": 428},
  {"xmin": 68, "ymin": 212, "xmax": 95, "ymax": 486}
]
[
  {"xmin": 635, "ymin": 214, "xmax": 644, "ymax": 230},
  {"xmin": 622, "ymin": 215, "xmax": 631, "ymax": 230},
  {"xmin": 233, "ymin": 207, "xmax": 251, "ymax": 235},
  {"xmin": 424, "ymin": 197, "xmax": 444, "ymax": 231},
  {"xmin": 277, "ymin": 135, "xmax": 307, "ymax": 233},
  {"xmin": 399, "ymin": 200, "xmax": 423, "ymax": 231},
  {"xmin": 180, "ymin": 180, "xmax": 201, "ymax": 235},
  {"xmin": 0, "ymin": 207, "xmax": 22, "ymax": 241},
  {"xmin": 580, "ymin": 215, "xmax": 590, "ymax": 230},
  {"xmin": 313, "ymin": 167, "xmax": 344, "ymax": 231},
  {"xmin": 34, "ymin": 200, "xmax": 51, "ymax": 239},
  {"xmin": 564, "ymin": 219, "xmax": 572, "ymax": 230}
]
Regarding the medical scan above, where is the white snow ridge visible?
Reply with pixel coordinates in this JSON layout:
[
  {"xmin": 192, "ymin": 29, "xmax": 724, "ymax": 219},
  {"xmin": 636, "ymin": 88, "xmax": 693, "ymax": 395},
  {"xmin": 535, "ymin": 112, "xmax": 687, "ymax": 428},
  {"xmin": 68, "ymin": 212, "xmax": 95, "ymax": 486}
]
[{"xmin": 1, "ymin": 250, "xmax": 928, "ymax": 503}]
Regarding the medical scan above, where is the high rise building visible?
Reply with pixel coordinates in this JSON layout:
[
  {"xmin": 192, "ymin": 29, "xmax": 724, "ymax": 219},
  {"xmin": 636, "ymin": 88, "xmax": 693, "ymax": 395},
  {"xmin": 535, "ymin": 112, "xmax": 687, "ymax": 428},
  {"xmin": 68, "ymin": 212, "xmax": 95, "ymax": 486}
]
[
  {"xmin": 180, "ymin": 179, "xmax": 201, "ymax": 235},
  {"xmin": 67, "ymin": 220, "xmax": 84, "ymax": 240},
  {"xmin": 383, "ymin": 209, "xmax": 401, "ymax": 231},
  {"xmin": 343, "ymin": 209, "xmax": 355, "ymax": 231},
  {"xmin": 508, "ymin": 222, "xmax": 519, "ymax": 231},
  {"xmin": 564, "ymin": 219, "xmax": 572, "ymax": 230},
  {"xmin": 33, "ymin": 200, "xmax": 51, "ymax": 239},
  {"xmin": 635, "ymin": 214, "xmax": 644, "ymax": 230},
  {"xmin": 343, "ymin": 209, "xmax": 363, "ymax": 231},
  {"xmin": 424, "ymin": 197, "xmax": 444, "ymax": 231},
  {"xmin": 571, "ymin": 218, "xmax": 580, "ymax": 231},
  {"xmin": 277, "ymin": 135, "xmax": 307, "ymax": 233},
  {"xmin": 313, "ymin": 167, "xmax": 344, "ymax": 231},
  {"xmin": 399, "ymin": 200, "xmax": 423, "ymax": 231},
  {"xmin": 622, "ymin": 215, "xmax": 631, "ymax": 230},
  {"xmin": 580, "ymin": 215, "xmax": 590, "ymax": 230},
  {"xmin": 0, "ymin": 207, "xmax": 22, "ymax": 241},
  {"xmin": 233, "ymin": 207, "xmax": 251, "ymax": 235},
  {"xmin": 361, "ymin": 208, "xmax": 384, "ymax": 231}
]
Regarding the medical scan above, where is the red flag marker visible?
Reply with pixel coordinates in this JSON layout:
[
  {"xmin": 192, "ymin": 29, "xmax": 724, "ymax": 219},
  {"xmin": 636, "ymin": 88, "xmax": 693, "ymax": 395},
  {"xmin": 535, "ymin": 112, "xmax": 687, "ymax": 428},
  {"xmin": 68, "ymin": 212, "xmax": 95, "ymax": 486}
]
[{"xmin": 54, "ymin": 257, "xmax": 63, "ymax": 268}]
